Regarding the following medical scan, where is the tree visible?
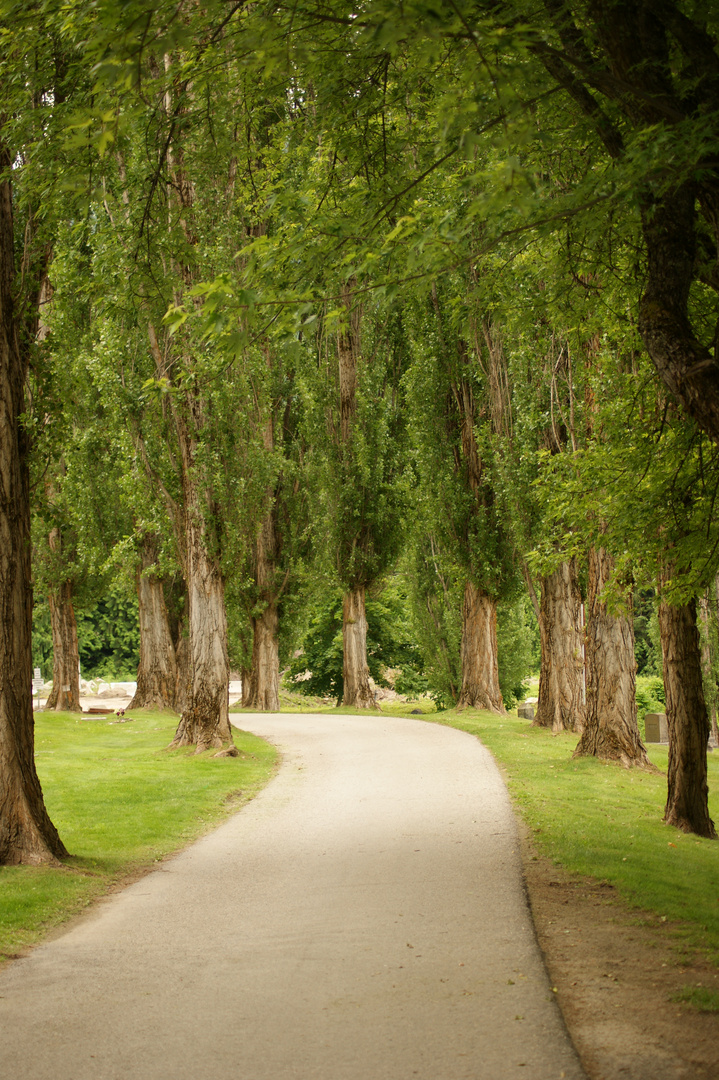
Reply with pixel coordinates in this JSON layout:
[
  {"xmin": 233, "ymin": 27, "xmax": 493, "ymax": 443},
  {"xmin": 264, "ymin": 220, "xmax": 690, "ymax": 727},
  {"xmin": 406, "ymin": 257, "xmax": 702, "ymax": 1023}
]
[
  {"xmin": 405, "ymin": 283, "xmax": 521, "ymax": 713},
  {"xmin": 128, "ymin": 533, "xmax": 178, "ymax": 710},
  {"xmin": 240, "ymin": 343, "xmax": 309, "ymax": 712},
  {"xmin": 0, "ymin": 142, "xmax": 66, "ymax": 862},
  {"xmin": 535, "ymin": 558, "xmax": 585, "ymax": 733},
  {"xmin": 289, "ymin": 581, "xmax": 427, "ymax": 705},
  {"xmin": 294, "ymin": 291, "xmax": 409, "ymax": 709},
  {"xmin": 0, "ymin": 6, "xmax": 73, "ymax": 863},
  {"xmin": 86, "ymin": 24, "xmax": 291, "ymax": 751},
  {"xmin": 659, "ymin": 589, "xmax": 716, "ymax": 837},
  {"xmin": 574, "ymin": 545, "xmax": 649, "ymax": 767},
  {"xmin": 528, "ymin": 1, "xmax": 719, "ymax": 446}
]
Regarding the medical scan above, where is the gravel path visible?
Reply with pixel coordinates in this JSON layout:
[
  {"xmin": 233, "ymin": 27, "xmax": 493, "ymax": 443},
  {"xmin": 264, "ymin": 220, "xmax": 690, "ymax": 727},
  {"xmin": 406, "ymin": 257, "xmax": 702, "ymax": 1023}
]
[{"xmin": 0, "ymin": 712, "xmax": 585, "ymax": 1080}]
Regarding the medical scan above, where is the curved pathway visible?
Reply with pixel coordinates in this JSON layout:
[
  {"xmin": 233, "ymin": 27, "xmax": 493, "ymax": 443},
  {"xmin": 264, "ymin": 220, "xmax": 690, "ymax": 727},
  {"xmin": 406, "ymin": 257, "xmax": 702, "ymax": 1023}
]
[{"xmin": 0, "ymin": 712, "xmax": 585, "ymax": 1080}]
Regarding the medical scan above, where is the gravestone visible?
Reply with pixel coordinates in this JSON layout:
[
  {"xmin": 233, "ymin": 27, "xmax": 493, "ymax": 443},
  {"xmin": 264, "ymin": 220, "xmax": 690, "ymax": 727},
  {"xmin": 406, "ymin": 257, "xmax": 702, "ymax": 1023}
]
[
  {"xmin": 32, "ymin": 669, "xmax": 44, "ymax": 710},
  {"xmin": 517, "ymin": 704, "xmax": 534, "ymax": 721},
  {"xmin": 644, "ymin": 712, "xmax": 668, "ymax": 743}
]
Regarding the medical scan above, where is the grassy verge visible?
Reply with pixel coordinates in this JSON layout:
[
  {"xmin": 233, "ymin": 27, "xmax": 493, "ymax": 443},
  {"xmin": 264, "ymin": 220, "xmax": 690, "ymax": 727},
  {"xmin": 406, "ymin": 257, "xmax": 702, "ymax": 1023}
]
[
  {"xmin": 419, "ymin": 707, "xmax": 719, "ymax": 964},
  {"xmin": 0, "ymin": 709, "xmax": 277, "ymax": 961}
]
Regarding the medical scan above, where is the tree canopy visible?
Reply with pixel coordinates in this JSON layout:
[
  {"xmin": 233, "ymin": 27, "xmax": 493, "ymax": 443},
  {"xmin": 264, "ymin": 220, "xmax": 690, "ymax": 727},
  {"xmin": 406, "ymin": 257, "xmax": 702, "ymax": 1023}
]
[{"xmin": 3, "ymin": 0, "xmax": 719, "ymax": 862}]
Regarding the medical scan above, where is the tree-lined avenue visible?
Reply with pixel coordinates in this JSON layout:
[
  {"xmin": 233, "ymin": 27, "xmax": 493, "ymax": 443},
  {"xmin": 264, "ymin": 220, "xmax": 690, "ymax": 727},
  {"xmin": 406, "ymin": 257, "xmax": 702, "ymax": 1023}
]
[{"xmin": 0, "ymin": 713, "xmax": 583, "ymax": 1080}]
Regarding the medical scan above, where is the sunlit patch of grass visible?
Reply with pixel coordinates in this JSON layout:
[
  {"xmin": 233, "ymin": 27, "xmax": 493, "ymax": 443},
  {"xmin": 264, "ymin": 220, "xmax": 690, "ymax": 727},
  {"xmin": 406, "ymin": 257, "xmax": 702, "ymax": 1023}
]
[{"xmin": 0, "ymin": 710, "xmax": 276, "ymax": 961}]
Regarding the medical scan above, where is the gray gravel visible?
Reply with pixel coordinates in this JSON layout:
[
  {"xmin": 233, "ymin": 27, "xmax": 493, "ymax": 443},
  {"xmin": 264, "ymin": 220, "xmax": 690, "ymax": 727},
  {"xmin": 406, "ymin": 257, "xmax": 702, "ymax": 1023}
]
[{"xmin": 0, "ymin": 711, "xmax": 585, "ymax": 1080}]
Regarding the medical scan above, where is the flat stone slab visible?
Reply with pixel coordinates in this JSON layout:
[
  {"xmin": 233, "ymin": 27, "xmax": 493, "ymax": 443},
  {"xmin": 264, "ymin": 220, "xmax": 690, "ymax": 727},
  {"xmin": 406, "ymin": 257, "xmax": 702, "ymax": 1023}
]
[{"xmin": 0, "ymin": 712, "xmax": 585, "ymax": 1080}]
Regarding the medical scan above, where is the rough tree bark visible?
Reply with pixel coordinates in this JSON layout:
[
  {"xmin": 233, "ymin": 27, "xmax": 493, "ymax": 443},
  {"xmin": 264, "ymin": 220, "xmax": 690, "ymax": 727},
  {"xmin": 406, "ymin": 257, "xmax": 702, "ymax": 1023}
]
[
  {"xmin": 173, "ymin": 625, "xmax": 191, "ymax": 716},
  {"xmin": 575, "ymin": 547, "xmax": 650, "ymax": 767},
  {"xmin": 0, "ymin": 137, "xmax": 66, "ymax": 864},
  {"xmin": 456, "ymin": 581, "xmax": 504, "ymax": 713},
  {"xmin": 342, "ymin": 586, "xmax": 376, "ymax": 709},
  {"xmin": 169, "ymin": 412, "xmax": 236, "ymax": 755},
  {"xmin": 248, "ymin": 601, "xmax": 279, "ymax": 711},
  {"xmin": 44, "ymin": 579, "xmax": 81, "ymax": 713},
  {"xmin": 659, "ymin": 596, "xmax": 716, "ymax": 838},
  {"xmin": 241, "ymin": 665, "xmax": 255, "ymax": 709},
  {"xmin": 170, "ymin": 533, "xmax": 235, "ymax": 753},
  {"xmin": 534, "ymin": 559, "xmax": 585, "ymax": 733},
  {"xmin": 128, "ymin": 535, "xmax": 178, "ymax": 711},
  {"xmin": 698, "ymin": 592, "xmax": 719, "ymax": 747}
]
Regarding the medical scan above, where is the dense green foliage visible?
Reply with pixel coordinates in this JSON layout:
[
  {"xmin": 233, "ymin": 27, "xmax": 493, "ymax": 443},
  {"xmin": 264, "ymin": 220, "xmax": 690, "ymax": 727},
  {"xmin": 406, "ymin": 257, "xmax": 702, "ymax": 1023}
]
[
  {"xmin": 287, "ymin": 575, "xmax": 536, "ymax": 708},
  {"xmin": 288, "ymin": 582, "xmax": 427, "ymax": 703},
  {"xmin": 17, "ymin": 0, "xmax": 718, "ymax": 703},
  {"xmin": 3, "ymin": 0, "xmax": 719, "ymax": 852},
  {"xmin": 32, "ymin": 588, "xmax": 140, "ymax": 682}
]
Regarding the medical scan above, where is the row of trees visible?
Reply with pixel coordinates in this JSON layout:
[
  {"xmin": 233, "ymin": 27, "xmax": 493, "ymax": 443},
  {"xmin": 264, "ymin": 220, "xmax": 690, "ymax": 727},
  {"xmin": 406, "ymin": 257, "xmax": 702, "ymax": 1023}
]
[{"xmin": 2, "ymin": 1, "xmax": 719, "ymax": 865}]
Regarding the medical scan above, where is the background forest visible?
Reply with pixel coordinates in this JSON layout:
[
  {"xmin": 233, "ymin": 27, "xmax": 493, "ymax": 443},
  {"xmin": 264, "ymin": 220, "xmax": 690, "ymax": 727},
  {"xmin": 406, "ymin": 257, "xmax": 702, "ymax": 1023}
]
[{"xmin": 4, "ymin": 0, "xmax": 719, "ymax": 867}]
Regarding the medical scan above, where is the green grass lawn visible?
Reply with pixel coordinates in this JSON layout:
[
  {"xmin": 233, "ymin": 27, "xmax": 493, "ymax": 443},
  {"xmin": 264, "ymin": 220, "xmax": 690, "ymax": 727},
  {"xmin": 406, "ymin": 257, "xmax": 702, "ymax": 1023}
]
[
  {"xmin": 10, "ymin": 695, "xmax": 719, "ymax": 981},
  {"xmin": 420, "ymin": 707, "xmax": 719, "ymax": 965},
  {"xmin": 0, "ymin": 709, "xmax": 277, "ymax": 961}
]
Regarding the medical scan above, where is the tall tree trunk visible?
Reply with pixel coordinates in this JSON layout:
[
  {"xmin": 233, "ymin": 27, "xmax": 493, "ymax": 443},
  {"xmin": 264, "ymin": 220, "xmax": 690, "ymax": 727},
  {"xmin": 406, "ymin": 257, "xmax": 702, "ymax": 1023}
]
[
  {"xmin": 575, "ymin": 547, "xmax": 650, "ymax": 767},
  {"xmin": 457, "ymin": 581, "xmax": 503, "ymax": 713},
  {"xmin": 44, "ymin": 580, "xmax": 81, "ymax": 712},
  {"xmin": 0, "ymin": 142, "xmax": 66, "ymax": 864},
  {"xmin": 171, "ymin": 534, "xmax": 235, "ymax": 753},
  {"xmin": 129, "ymin": 536, "xmax": 178, "ymax": 711},
  {"xmin": 342, "ymin": 586, "xmax": 375, "ymax": 709},
  {"xmin": 246, "ymin": 407, "xmax": 281, "ymax": 712},
  {"xmin": 153, "ymin": 67, "xmax": 234, "ymax": 752},
  {"xmin": 534, "ymin": 559, "xmax": 585, "ymax": 733},
  {"xmin": 248, "ymin": 602, "xmax": 279, "ymax": 711},
  {"xmin": 659, "ymin": 596, "xmax": 716, "ymax": 838},
  {"xmin": 163, "ymin": 575, "xmax": 190, "ymax": 714},
  {"xmin": 241, "ymin": 665, "xmax": 254, "ymax": 708},
  {"xmin": 170, "ymin": 416, "xmax": 236, "ymax": 755},
  {"xmin": 337, "ymin": 281, "xmax": 375, "ymax": 708},
  {"xmin": 698, "ymin": 591, "xmax": 719, "ymax": 747},
  {"xmin": 173, "ymin": 622, "xmax": 191, "ymax": 715}
]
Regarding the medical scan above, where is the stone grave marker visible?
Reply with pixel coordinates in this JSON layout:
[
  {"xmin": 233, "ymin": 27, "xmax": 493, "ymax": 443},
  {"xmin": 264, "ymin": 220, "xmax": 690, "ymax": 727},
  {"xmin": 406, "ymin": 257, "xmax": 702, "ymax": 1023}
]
[
  {"xmin": 644, "ymin": 712, "xmax": 668, "ymax": 743},
  {"xmin": 32, "ymin": 668, "xmax": 44, "ymax": 709}
]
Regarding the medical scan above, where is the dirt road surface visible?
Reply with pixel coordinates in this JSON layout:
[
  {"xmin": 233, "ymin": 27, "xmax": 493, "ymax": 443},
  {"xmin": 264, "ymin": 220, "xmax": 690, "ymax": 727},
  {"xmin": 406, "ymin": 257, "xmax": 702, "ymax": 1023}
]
[{"xmin": 0, "ymin": 712, "xmax": 584, "ymax": 1080}]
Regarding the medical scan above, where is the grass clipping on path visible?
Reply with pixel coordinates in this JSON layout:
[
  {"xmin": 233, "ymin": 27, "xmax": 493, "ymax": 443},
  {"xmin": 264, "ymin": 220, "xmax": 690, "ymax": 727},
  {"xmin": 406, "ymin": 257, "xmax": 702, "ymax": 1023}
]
[
  {"xmin": 0, "ymin": 709, "xmax": 277, "ymax": 961},
  {"xmin": 420, "ymin": 707, "xmax": 719, "ymax": 965}
]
